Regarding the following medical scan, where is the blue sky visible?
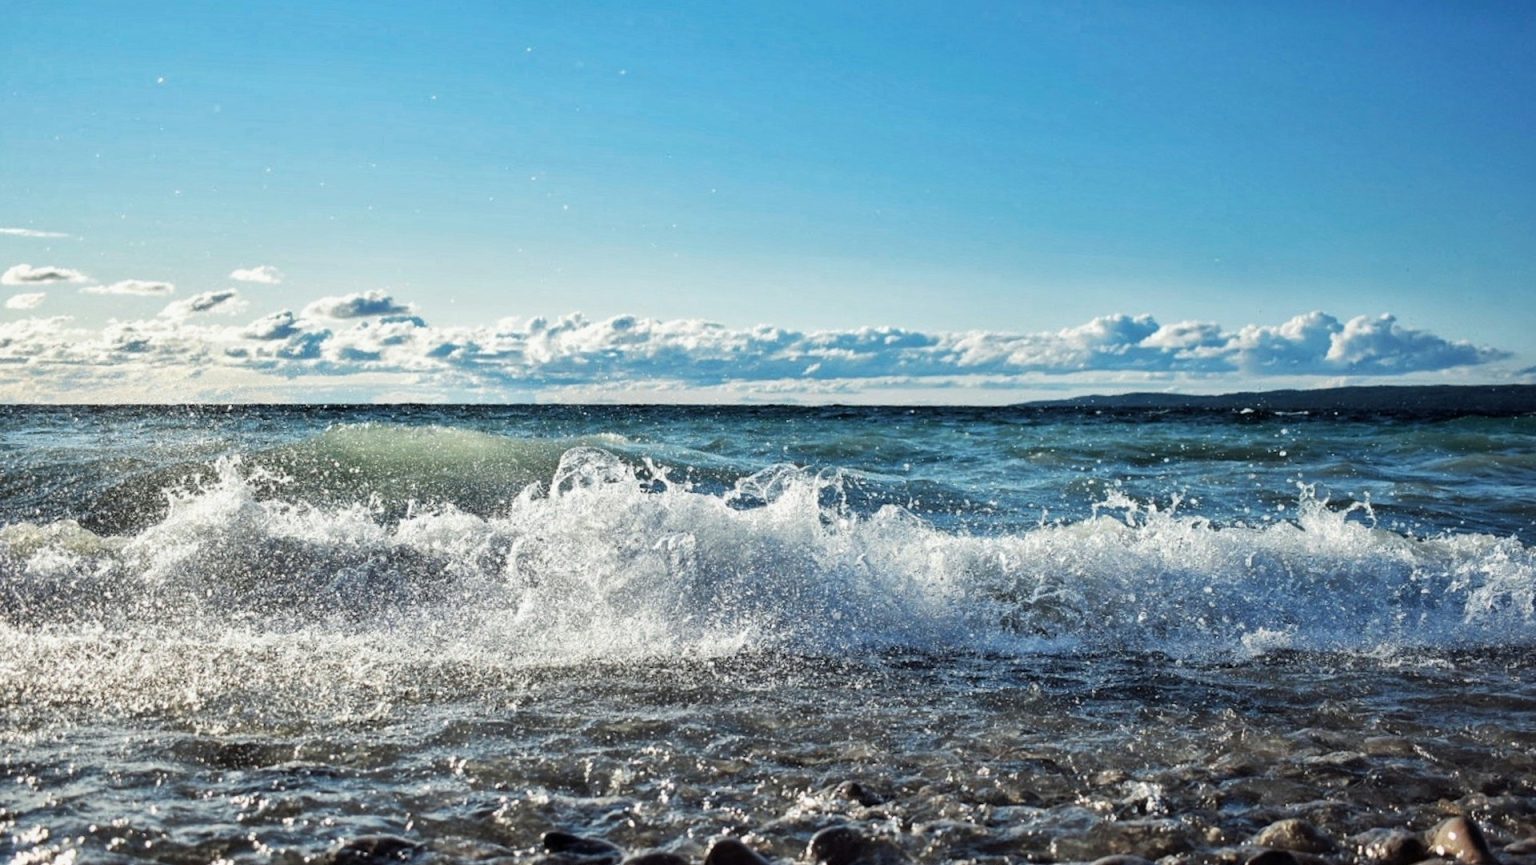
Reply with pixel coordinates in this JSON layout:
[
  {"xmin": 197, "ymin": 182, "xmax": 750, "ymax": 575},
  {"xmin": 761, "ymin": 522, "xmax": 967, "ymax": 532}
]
[{"xmin": 2, "ymin": 1, "xmax": 1533, "ymax": 402}]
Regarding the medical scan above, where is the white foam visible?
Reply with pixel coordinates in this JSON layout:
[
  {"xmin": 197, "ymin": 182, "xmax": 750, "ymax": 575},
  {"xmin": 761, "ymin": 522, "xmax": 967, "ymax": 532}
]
[{"xmin": 2, "ymin": 448, "xmax": 1534, "ymax": 715}]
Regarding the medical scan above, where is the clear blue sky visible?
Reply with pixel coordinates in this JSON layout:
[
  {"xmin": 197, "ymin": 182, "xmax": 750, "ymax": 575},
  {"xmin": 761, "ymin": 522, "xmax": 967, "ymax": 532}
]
[{"xmin": 1, "ymin": 2, "xmax": 1533, "ymax": 401}]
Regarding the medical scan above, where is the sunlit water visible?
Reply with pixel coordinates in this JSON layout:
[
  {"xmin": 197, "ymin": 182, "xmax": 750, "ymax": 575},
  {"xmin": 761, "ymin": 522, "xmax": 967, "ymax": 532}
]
[{"xmin": 3, "ymin": 403, "xmax": 1534, "ymax": 863}]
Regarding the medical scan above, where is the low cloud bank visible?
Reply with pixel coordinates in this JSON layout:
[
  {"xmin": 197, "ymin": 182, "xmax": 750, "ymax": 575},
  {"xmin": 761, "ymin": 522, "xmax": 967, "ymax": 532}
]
[{"xmin": 0, "ymin": 296, "xmax": 1511, "ymax": 400}]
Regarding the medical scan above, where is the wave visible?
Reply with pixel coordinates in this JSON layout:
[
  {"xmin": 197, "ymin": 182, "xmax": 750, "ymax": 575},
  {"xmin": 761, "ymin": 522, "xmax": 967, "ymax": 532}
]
[{"xmin": 4, "ymin": 439, "xmax": 1533, "ymax": 662}]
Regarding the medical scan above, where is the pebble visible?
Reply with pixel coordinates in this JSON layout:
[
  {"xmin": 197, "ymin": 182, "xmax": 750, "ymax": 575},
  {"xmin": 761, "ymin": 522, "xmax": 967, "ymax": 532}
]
[
  {"xmin": 622, "ymin": 854, "xmax": 691, "ymax": 865},
  {"xmin": 329, "ymin": 835, "xmax": 423, "ymax": 864},
  {"xmin": 1426, "ymin": 817, "xmax": 1499, "ymax": 865},
  {"xmin": 1246, "ymin": 851, "xmax": 1303, "ymax": 865},
  {"xmin": 1090, "ymin": 856, "xmax": 1157, "ymax": 865},
  {"xmin": 1252, "ymin": 819, "xmax": 1338, "ymax": 854},
  {"xmin": 703, "ymin": 838, "xmax": 774, "ymax": 865},
  {"xmin": 806, "ymin": 825, "xmax": 911, "ymax": 865},
  {"xmin": 542, "ymin": 831, "xmax": 625, "ymax": 864},
  {"xmin": 838, "ymin": 780, "xmax": 886, "ymax": 807},
  {"xmin": 1353, "ymin": 828, "xmax": 1429, "ymax": 865}
]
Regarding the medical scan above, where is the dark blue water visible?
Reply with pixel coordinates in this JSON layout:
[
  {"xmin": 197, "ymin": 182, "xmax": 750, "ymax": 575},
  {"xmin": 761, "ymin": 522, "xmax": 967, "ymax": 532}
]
[{"xmin": 2, "ymin": 402, "xmax": 1534, "ymax": 863}]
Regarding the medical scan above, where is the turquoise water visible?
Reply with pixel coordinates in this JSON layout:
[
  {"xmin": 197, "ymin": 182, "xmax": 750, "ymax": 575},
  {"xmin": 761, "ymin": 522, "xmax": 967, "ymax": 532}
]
[{"xmin": 2, "ymin": 402, "xmax": 1534, "ymax": 862}]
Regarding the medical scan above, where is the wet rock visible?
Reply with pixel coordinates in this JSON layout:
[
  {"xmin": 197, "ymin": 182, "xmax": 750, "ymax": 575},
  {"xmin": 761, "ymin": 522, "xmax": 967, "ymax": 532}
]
[
  {"xmin": 703, "ymin": 838, "xmax": 773, "ymax": 865},
  {"xmin": 1505, "ymin": 840, "xmax": 1536, "ymax": 856},
  {"xmin": 622, "ymin": 854, "xmax": 691, "ymax": 865},
  {"xmin": 1353, "ymin": 829, "xmax": 1429, "ymax": 865},
  {"xmin": 1245, "ymin": 851, "xmax": 1301, "ymax": 865},
  {"xmin": 809, "ymin": 827, "xmax": 868, "ymax": 865},
  {"xmin": 807, "ymin": 825, "xmax": 910, "ymax": 865},
  {"xmin": 1426, "ymin": 817, "xmax": 1499, "ymax": 865},
  {"xmin": 329, "ymin": 835, "xmax": 423, "ymax": 864},
  {"xmin": 1090, "ymin": 856, "xmax": 1157, "ymax": 865},
  {"xmin": 837, "ymin": 780, "xmax": 886, "ymax": 807},
  {"xmin": 1252, "ymin": 819, "xmax": 1337, "ymax": 855},
  {"xmin": 1239, "ymin": 848, "xmax": 1334, "ymax": 865},
  {"xmin": 542, "ymin": 831, "xmax": 625, "ymax": 864}
]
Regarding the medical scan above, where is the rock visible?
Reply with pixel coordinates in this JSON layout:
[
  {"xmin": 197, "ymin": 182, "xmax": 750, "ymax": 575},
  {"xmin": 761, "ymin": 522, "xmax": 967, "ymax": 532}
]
[
  {"xmin": 1353, "ymin": 829, "xmax": 1429, "ymax": 865},
  {"xmin": 622, "ymin": 854, "xmax": 691, "ymax": 865},
  {"xmin": 807, "ymin": 826, "xmax": 910, "ymax": 865},
  {"xmin": 1090, "ymin": 856, "xmax": 1157, "ymax": 865},
  {"xmin": 1246, "ymin": 851, "xmax": 1301, "ymax": 865},
  {"xmin": 837, "ymin": 780, "xmax": 885, "ymax": 807},
  {"xmin": 809, "ymin": 827, "xmax": 869, "ymax": 865},
  {"xmin": 329, "ymin": 835, "xmax": 423, "ymax": 864},
  {"xmin": 542, "ymin": 831, "xmax": 625, "ymax": 863},
  {"xmin": 1252, "ymin": 819, "xmax": 1337, "ymax": 855},
  {"xmin": 1426, "ymin": 817, "xmax": 1499, "ymax": 865},
  {"xmin": 1505, "ymin": 839, "xmax": 1536, "ymax": 856},
  {"xmin": 703, "ymin": 838, "xmax": 773, "ymax": 865}
]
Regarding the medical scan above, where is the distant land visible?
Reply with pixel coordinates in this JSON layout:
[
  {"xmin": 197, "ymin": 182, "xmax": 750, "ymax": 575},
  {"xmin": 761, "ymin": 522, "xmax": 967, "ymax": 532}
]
[{"xmin": 1023, "ymin": 384, "xmax": 1536, "ymax": 415}]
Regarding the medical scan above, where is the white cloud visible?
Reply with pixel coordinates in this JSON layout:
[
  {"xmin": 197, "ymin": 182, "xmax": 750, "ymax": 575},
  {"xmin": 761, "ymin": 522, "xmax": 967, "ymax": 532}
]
[
  {"xmin": 5, "ymin": 292, "xmax": 45, "ymax": 310},
  {"xmin": 3, "ymin": 264, "xmax": 88, "ymax": 285},
  {"xmin": 301, "ymin": 289, "xmax": 412, "ymax": 319},
  {"xmin": 0, "ymin": 228, "xmax": 70, "ymax": 239},
  {"xmin": 229, "ymin": 265, "xmax": 283, "ymax": 284},
  {"xmin": 160, "ymin": 289, "xmax": 244, "ymax": 319},
  {"xmin": 0, "ymin": 302, "xmax": 1511, "ymax": 402},
  {"xmin": 82, "ymin": 279, "xmax": 176, "ymax": 297}
]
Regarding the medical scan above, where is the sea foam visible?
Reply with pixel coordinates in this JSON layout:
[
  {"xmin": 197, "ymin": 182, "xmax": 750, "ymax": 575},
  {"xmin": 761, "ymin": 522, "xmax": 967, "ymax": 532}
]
[{"xmin": 4, "ymin": 442, "xmax": 1532, "ymax": 654}]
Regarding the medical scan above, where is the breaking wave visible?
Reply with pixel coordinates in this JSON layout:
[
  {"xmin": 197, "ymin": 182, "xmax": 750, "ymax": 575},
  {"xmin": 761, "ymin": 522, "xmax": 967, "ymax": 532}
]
[{"xmin": 2, "ymin": 429, "xmax": 1534, "ymax": 717}]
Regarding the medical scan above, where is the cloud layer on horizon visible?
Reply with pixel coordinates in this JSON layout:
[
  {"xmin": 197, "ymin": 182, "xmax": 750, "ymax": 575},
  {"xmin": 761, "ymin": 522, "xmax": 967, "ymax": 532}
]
[{"xmin": 0, "ymin": 293, "xmax": 1515, "ymax": 400}]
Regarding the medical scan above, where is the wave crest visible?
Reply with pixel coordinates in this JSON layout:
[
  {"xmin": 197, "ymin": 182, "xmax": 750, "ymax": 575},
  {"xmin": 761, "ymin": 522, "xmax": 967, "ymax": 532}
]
[{"xmin": 3, "ymin": 447, "xmax": 1534, "ymax": 664}]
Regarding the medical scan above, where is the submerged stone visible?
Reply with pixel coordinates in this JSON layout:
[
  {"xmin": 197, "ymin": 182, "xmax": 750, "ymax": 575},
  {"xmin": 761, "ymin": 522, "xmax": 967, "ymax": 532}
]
[
  {"xmin": 837, "ymin": 780, "xmax": 886, "ymax": 807},
  {"xmin": 329, "ymin": 835, "xmax": 423, "ymax": 864},
  {"xmin": 1089, "ymin": 856, "xmax": 1157, "ymax": 865}
]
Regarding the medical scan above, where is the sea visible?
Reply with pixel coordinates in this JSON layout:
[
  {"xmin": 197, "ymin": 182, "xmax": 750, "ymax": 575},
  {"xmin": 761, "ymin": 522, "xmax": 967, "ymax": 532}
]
[{"xmin": 2, "ymin": 396, "xmax": 1534, "ymax": 864}]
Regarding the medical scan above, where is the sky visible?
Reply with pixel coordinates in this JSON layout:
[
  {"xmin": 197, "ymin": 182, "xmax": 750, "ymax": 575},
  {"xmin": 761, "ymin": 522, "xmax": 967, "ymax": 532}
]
[{"xmin": 2, "ymin": 1, "xmax": 1533, "ymax": 403}]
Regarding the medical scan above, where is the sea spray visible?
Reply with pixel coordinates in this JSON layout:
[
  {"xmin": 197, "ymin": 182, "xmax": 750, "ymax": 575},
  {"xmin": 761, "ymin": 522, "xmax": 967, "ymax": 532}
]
[
  {"xmin": 4, "ymin": 447, "xmax": 1532, "ymax": 674},
  {"xmin": 5, "ymin": 403, "xmax": 1536, "ymax": 863}
]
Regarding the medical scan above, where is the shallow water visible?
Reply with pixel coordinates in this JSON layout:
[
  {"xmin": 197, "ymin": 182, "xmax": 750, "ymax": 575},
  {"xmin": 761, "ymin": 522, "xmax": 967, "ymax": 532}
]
[{"xmin": 2, "ymin": 402, "xmax": 1535, "ymax": 863}]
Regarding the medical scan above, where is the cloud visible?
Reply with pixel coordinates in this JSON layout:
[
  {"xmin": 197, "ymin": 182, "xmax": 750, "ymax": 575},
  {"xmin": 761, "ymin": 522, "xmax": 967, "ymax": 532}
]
[
  {"xmin": 5, "ymin": 293, "xmax": 45, "ymax": 310},
  {"xmin": 0, "ymin": 303, "xmax": 1512, "ymax": 402},
  {"xmin": 81, "ymin": 279, "xmax": 176, "ymax": 297},
  {"xmin": 229, "ymin": 265, "xmax": 283, "ymax": 284},
  {"xmin": 243, "ymin": 310, "xmax": 304, "ymax": 340},
  {"xmin": 0, "ymin": 228, "xmax": 70, "ymax": 239},
  {"xmin": 301, "ymin": 289, "xmax": 412, "ymax": 319},
  {"xmin": 160, "ymin": 289, "xmax": 244, "ymax": 319},
  {"xmin": 3, "ymin": 264, "xmax": 88, "ymax": 285}
]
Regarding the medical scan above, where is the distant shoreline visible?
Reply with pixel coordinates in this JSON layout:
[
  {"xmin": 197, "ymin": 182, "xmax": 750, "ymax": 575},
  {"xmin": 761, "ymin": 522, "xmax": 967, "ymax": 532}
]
[
  {"xmin": 3, "ymin": 383, "xmax": 1534, "ymax": 414},
  {"xmin": 1020, "ymin": 383, "xmax": 1536, "ymax": 415}
]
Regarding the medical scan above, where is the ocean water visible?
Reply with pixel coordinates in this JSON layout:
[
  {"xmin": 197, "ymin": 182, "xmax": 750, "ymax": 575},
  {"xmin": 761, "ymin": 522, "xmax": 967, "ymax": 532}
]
[{"xmin": 2, "ymin": 402, "xmax": 1535, "ymax": 864}]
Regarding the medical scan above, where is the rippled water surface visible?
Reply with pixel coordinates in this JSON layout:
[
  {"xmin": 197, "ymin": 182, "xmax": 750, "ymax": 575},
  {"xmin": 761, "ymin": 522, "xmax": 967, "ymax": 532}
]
[{"xmin": 3, "ymin": 402, "xmax": 1535, "ymax": 863}]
